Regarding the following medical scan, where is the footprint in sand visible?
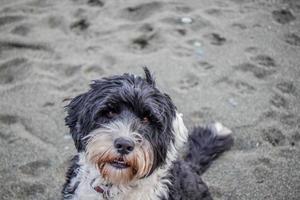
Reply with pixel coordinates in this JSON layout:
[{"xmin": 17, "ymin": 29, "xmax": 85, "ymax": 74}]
[
  {"xmin": 284, "ymin": 33, "xmax": 300, "ymax": 46},
  {"xmin": 19, "ymin": 160, "xmax": 51, "ymax": 176},
  {"xmin": 173, "ymin": 5, "xmax": 192, "ymax": 13},
  {"xmin": 234, "ymin": 63, "xmax": 273, "ymax": 79},
  {"xmin": 235, "ymin": 51, "xmax": 278, "ymax": 79},
  {"xmin": 47, "ymin": 15, "xmax": 66, "ymax": 29},
  {"xmin": 250, "ymin": 54, "xmax": 277, "ymax": 69},
  {"xmin": 272, "ymin": 9, "xmax": 295, "ymax": 24},
  {"xmin": 139, "ymin": 23, "xmax": 154, "ymax": 33},
  {"xmin": 244, "ymin": 46, "xmax": 259, "ymax": 54},
  {"xmin": 249, "ymin": 157, "xmax": 274, "ymax": 169},
  {"xmin": 173, "ymin": 46, "xmax": 193, "ymax": 57},
  {"xmin": 11, "ymin": 24, "xmax": 31, "ymax": 36},
  {"xmin": 270, "ymin": 93, "xmax": 288, "ymax": 109},
  {"xmin": 8, "ymin": 182, "xmax": 45, "ymax": 198},
  {"xmin": 215, "ymin": 77, "xmax": 256, "ymax": 94},
  {"xmin": 130, "ymin": 32, "xmax": 163, "ymax": 53},
  {"xmin": 280, "ymin": 113, "xmax": 299, "ymax": 127},
  {"xmin": 175, "ymin": 28, "xmax": 187, "ymax": 36},
  {"xmin": 0, "ymin": 114, "xmax": 18, "ymax": 126},
  {"xmin": 261, "ymin": 109, "xmax": 278, "ymax": 120},
  {"xmin": 204, "ymin": 33, "xmax": 226, "ymax": 46},
  {"xmin": 0, "ymin": 40, "xmax": 50, "ymax": 51},
  {"xmin": 262, "ymin": 127, "xmax": 286, "ymax": 147},
  {"xmin": 253, "ymin": 166, "xmax": 272, "ymax": 184},
  {"xmin": 41, "ymin": 63, "xmax": 82, "ymax": 79},
  {"xmin": 0, "ymin": 115, "xmax": 19, "ymax": 143},
  {"xmin": 63, "ymin": 65, "xmax": 82, "ymax": 77},
  {"xmin": 0, "ymin": 58, "xmax": 31, "ymax": 84},
  {"xmin": 178, "ymin": 73, "xmax": 199, "ymax": 90},
  {"xmin": 87, "ymin": 0, "xmax": 104, "ymax": 7},
  {"xmin": 70, "ymin": 18, "xmax": 90, "ymax": 32},
  {"xmin": 190, "ymin": 107, "xmax": 214, "ymax": 123},
  {"xmin": 119, "ymin": 2, "xmax": 163, "ymax": 21},
  {"xmin": 0, "ymin": 15, "xmax": 24, "ymax": 27},
  {"xmin": 43, "ymin": 102, "xmax": 55, "ymax": 107},
  {"xmin": 129, "ymin": 24, "xmax": 161, "ymax": 52},
  {"xmin": 231, "ymin": 22, "xmax": 247, "ymax": 30},
  {"xmin": 193, "ymin": 61, "xmax": 215, "ymax": 70},
  {"xmin": 276, "ymin": 81, "xmax": 296, "ymax": 95},
  {"xmin": 290, "ymin": 132, "xmax": 300, "ymax": 146},
  {"xmin": 83, "ymin": 65, "xmax": 106, "ymax": 80},
  {"xmin": 205, "ymin": 8, "xmax": 224, "ymax": 17},
  {"xmin": 251, "ymin": 156, "xmax": 275, "ymax": 184},
  {"xmin": 234, "ymin": 80, "xmax": 256, "ymax": 93}
]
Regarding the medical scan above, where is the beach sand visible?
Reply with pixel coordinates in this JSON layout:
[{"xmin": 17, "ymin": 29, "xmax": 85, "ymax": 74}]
[{"xmin": 0, "ymin": 0, "xmax": 299, "ymax": 199}]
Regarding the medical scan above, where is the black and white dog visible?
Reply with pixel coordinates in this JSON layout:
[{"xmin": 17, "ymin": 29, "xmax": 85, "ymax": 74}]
[{"xmin": 62, "ymin": 68, "xmax": 233, "ymax": 200}]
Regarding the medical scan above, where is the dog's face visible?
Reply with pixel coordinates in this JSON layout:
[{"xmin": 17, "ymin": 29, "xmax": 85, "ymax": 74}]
[{"xmin": 65, "ymin": 68, "xmax": 186, "ymax": 185}]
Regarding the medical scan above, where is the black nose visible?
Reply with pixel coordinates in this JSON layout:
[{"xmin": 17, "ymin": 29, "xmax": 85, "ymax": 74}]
[{"xmin": 114, "ymin": 137, "xmax": 135, "ymax": 155}]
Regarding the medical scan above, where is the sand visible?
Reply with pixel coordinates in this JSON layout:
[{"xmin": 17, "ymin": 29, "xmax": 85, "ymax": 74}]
[{"xmin": 0, "ymin": 0, "xmax": 299, "ymax": 199}]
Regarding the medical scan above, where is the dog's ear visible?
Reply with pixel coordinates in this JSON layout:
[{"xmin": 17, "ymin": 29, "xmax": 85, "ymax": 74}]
[
  {"xmin": 65, "ymin": 93, "xmax": 87, "ymax": 151},
  {"xmin": 143, "ymin": 66, "xmax": 156, "ymax": 86}
]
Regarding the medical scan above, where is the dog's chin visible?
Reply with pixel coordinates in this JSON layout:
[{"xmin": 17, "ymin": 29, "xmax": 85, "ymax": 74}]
[
  {"xmin": 100, "ymin": 161, "xmax": 136, "ymax": 185},
  {"xmin": 109, "ymin": 158, "xmax": 131, "ymax": 169}
]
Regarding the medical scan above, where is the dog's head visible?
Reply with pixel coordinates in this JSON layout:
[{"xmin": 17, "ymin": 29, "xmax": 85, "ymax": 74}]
[{"xmin": 65, "ymin": 68, "xmax": 187, "ymax": 185}]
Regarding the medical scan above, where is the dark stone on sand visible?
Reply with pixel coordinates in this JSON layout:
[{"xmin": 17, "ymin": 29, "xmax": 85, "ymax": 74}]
[{"xmin": 284, "ymin": 33, "xmax": 300, "ymax": 46}]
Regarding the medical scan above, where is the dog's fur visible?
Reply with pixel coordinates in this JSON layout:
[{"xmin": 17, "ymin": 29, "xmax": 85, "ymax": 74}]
[{"xmin": 62, "ymin": 68, "xmax": 233, "ymax": 200}]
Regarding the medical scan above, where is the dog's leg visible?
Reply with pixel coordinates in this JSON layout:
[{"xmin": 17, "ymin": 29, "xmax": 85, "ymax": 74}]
[{"xmin": 62, "ymin": 155, "xmax": 80, "ymax": 200}]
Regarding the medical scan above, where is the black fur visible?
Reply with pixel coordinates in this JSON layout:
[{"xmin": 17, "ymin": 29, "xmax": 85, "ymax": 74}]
[
  {"xmin": 62, "ymin": 155, "xmax": 80, "ymax": 199},
  {"xmin": 165, "ymin": 126, "xmax": 233, "ymax": 200},
  {"xmin": 185, "ymin": 126, "xmax": 234, "ymax": 174},
  {"xmin": 166, "ymin": 160, "xmax": 212, "ymax": 200}
]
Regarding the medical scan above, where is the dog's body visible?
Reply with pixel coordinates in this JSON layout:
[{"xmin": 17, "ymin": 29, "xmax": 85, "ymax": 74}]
[{"xmin": 62, "ymin": 68, "xmax": 233, "ymax": 200}]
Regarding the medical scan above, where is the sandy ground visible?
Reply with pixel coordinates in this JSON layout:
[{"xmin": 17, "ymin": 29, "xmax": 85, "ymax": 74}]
[{"xmin": 0, "ymin": 0, "xmax": 300, "ymax": 199}]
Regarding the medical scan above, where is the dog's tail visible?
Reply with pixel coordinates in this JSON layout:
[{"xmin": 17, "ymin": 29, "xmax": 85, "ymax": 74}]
[{"xmin": 184, "ymin": 122, "xmax": 234, "ymax": 175}]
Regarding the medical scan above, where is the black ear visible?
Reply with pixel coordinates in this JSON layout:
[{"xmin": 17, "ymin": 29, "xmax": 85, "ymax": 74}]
[
  {"xmin": 65, "ymin": 93, "xmax": 87, "ymax": 151},
  {"xmin": 143, "ymin": 66, "xmax": 155, "ymax": 86}
]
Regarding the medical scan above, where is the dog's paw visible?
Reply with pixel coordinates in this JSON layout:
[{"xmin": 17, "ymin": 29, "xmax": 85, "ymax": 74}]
[{"xmin": 209, "ymin": 122, "xmax": 232, "ymax": 136}]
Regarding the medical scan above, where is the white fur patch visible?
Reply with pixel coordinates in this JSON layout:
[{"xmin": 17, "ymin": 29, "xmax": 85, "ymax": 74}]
[{"xmin": 210, "ymin": 122, "xmax": 232, "ymax": 136}]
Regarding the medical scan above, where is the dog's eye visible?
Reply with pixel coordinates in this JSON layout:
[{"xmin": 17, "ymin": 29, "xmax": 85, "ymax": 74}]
[
  {"xmin": 141, "ymin": 116, "xmax": 150, "ymax": 124},
  {"xmin": 106, "ymin": 110, "xmax": 118, "ymax": 118}
]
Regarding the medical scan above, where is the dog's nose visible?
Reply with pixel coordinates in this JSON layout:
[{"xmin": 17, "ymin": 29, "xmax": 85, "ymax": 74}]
[{"xmin": 114, "ymin": 137, "xmax": 135, "ymax": 155}]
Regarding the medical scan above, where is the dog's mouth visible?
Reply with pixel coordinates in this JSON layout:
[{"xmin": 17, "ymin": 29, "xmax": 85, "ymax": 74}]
[{"xmin": 109, "ymin": 158, "xmax": 130, "ymax": 169}]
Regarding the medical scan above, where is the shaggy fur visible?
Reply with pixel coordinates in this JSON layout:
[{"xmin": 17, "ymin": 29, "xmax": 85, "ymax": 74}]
[{"xmin": 62, "ymin": 68, "xmax": 233, "ymax": 200}]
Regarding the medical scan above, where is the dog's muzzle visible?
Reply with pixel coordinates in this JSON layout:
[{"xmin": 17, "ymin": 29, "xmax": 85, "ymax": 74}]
[{"xmin": 85, "ymin": 128, "xmax": 154, "ymax": 185}]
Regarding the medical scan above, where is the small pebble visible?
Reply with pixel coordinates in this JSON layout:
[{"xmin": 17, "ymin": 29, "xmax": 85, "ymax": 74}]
[
  {"xmin": 180, "ymin": 17, "xmax": 193, "ymax": 24},
  {"xmin": 193, "ymin": 41, "xmax": 202, "ymax": 47},
  {"xmin": 228, "ymin": 98, "xmax": 238, "ymax": 107}
]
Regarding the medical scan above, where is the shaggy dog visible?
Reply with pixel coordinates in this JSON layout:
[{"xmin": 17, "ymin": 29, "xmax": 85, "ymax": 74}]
[{"xmin": 62, "ymin": 68, "xmax": 233, "ymax": 200}]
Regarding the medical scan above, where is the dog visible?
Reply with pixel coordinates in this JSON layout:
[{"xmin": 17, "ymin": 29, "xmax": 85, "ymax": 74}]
[{"xmin": 62, "ymin": 67, "xmax": 233, "ymax": 200}]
